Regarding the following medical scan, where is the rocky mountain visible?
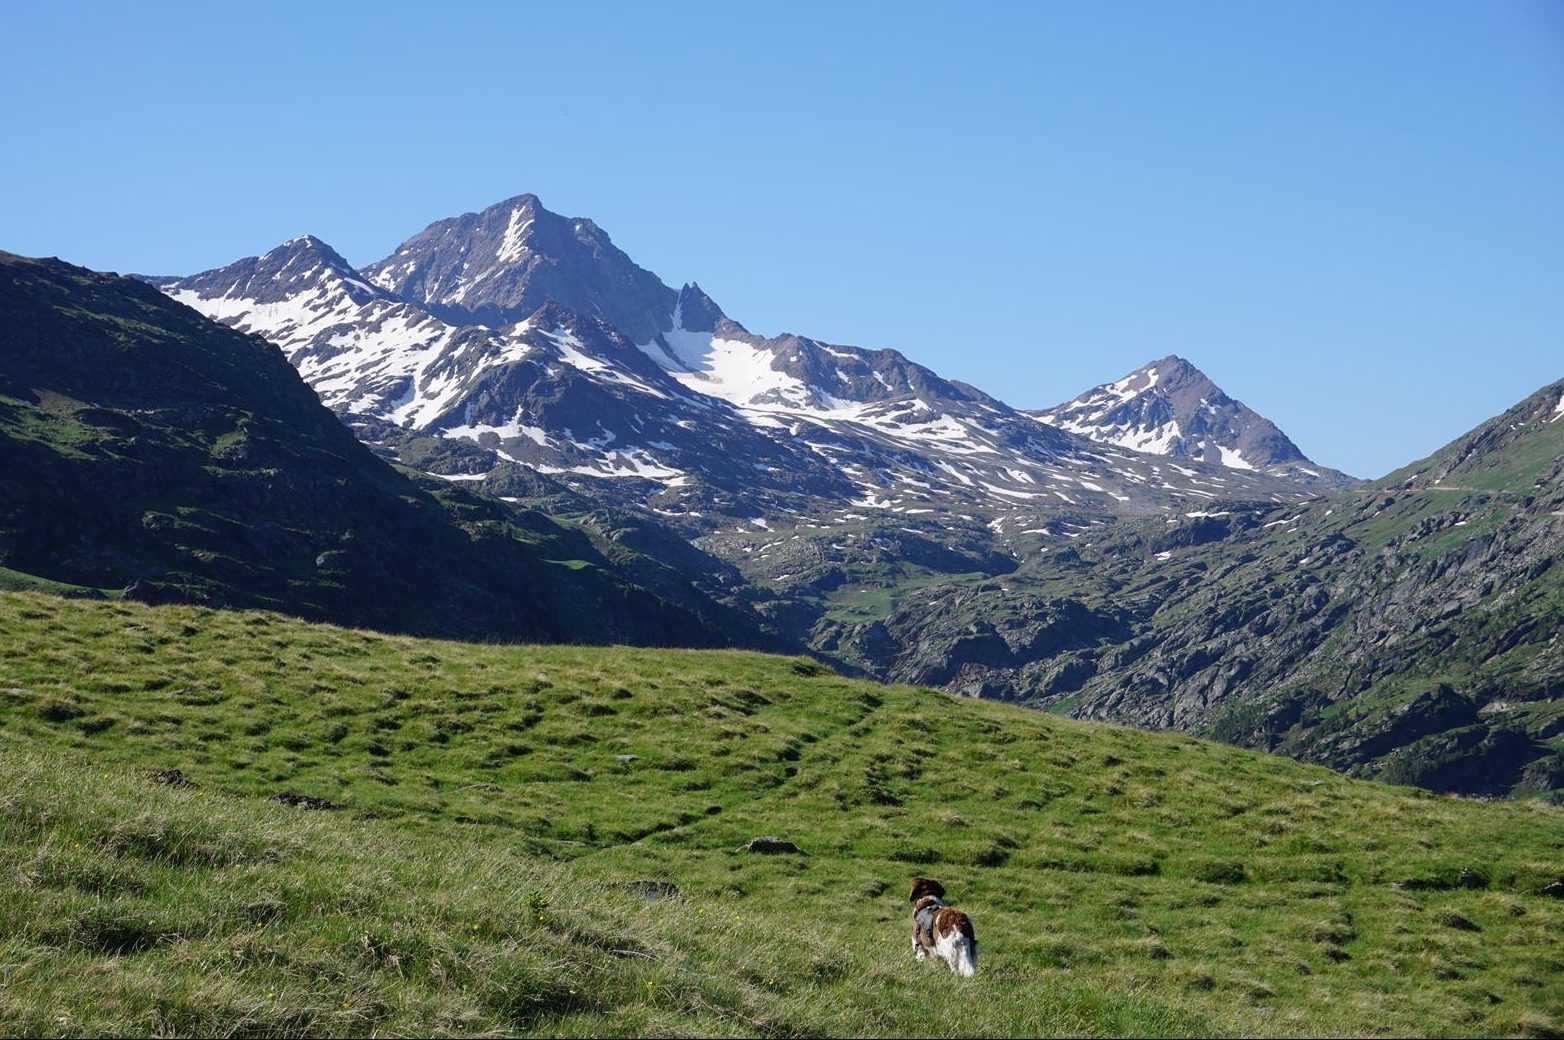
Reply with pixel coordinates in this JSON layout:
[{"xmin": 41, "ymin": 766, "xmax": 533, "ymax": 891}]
[
  {"xmin": 159, "ymin": 194, "xmax": 1331, "ymax": 531},
  {"xmin": 821, "ymin": 378, "xmax": 1564, "ymax": 797},
  {"xmin": 1034, "ymin": 355, "xmax": 1356, "ymax": 487},
  {"xmin": 0, "ymin": 251, "xmax": 771, "ymax": 648}
]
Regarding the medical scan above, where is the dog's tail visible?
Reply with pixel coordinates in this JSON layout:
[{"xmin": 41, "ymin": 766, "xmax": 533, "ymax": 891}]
[{"xmin": 954, "ymin": 934, "xmax": 977, "ymax": 977}]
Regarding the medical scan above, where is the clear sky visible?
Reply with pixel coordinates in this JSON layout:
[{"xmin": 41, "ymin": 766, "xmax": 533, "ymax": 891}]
[{"xmin": 4, "ymin": 1, "xmax": 1561, "ymax": 478}]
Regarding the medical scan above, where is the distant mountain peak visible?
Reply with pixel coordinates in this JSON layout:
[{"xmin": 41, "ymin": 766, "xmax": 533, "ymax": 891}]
[
  {"xmin": 673, "ymin": 282, "xmax": 724, "ymax": 334},
  {"xmin": 164, "ymin": 233, "xmax": 382, "ymax": 307},
  {"xmin": 1033, "ymin": 357, "xmax": 1356, "ymax": 486},
  {"xmin": 269, "ymin": 235, "xmax": 371, "ymax": 284}
]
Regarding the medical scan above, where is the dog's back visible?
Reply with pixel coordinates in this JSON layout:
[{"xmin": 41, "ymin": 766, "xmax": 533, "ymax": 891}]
[{"xmin": 929, "ymin": 905, "xmax": 978, "ymax": 976}]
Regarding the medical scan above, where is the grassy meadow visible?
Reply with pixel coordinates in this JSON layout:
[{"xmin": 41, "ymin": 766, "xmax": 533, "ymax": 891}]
[{"xmin": 0, "ymin": 590, "xmax": 1560, "ymax": 1037}]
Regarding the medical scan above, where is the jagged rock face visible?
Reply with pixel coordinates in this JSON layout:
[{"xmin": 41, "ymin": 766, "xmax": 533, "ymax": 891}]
[
  {"xmin": 363, "ymin": 194, "xmax": 678, "ymax": 342},
  {"xmin": 1034, "ymin": 355, "xmax": 1356, "ymax": 488},
  {"xmin": 671, "ymin": 282, "xmax": 723, "ymax": 334}
]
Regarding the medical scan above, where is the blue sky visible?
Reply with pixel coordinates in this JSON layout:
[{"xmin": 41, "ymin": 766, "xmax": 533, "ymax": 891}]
[{"xmin": 3, "ymin": 1, "xmax": 1560, "ymax": 477}]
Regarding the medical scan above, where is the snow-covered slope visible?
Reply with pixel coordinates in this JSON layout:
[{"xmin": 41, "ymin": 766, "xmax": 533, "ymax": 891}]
[
  {"xmin": 1032, "ymin": 356, "xmax": 1356, "ymax": 488},
  {"xmin": 161, "ymin": 240, "xmax": 851, "ymax": 507},
  {"xmin": 156, "ymin": 196, "xmax": 1337, "ymax": 529},
  {"xmin": 166, "ymin": 236, "xmax": 480, "ymax": 421}
]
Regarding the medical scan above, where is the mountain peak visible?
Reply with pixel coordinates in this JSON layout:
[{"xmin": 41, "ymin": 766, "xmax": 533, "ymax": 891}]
[
  {"xmin": 1034, "ymin": 357, "xmax": 1355, "ymax": 485},
  {"xmin": 165, "ymin": 233, "xmax": 380, "ymax": 306},
  {"xmin": 674, "ymin": 282, "xmax": 724, "ymax": 334},
  {"xmin": 363, "ymin": 194, "xmax": 677, "ymax": 342},
  {"xmin": 269, "ymin": 234, "xmax": 355, "ymax": 271},
  {"xmin": 1149, "ymin": 353, "xmax": 1198, "ymax": 374},
  {"xmin": 1137, "ymin": 354, "xmax": 1214, "ymax": 387}
]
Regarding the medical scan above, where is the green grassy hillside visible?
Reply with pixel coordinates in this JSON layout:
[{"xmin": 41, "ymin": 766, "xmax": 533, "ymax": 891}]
[{"xmin": 1, "ymin": 591, "xmax": 1560, "ymax": 1037}]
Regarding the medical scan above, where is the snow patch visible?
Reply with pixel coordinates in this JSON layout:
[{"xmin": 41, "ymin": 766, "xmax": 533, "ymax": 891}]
[
  {"xmin": 497, "ymin": 209, "xmax": 534, "ymax": 264},
  {"xmin": 1216, "ymin": 445, "xmax": 1254, "ymax": 471}
]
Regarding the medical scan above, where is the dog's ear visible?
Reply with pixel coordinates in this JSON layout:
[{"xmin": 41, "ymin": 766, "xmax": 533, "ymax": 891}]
[{"xmin": 909, "ymin": 877, "xmax": 946, "ymax": 903}]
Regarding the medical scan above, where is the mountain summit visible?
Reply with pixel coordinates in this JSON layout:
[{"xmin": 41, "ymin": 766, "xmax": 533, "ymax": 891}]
[
  {"xmin": 1033, "ymin": 356, "xmax": 1355, "ymax": 486},
  {"xmin": 173, "ymin": 234, "xmax": 386, "ymax": 308},
  {"xmin": 363, "ymin": 194, "xmax": 681, "ymax": 341}
]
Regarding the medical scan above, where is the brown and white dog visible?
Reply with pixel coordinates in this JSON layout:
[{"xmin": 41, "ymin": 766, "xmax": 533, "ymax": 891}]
[{"xmin": 909, "ymin": 877, "xmax": 978, "ymax": 976}]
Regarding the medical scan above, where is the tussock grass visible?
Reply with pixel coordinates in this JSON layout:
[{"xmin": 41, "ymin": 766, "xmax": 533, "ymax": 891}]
[{"xmin": 0, "ymin": 591, "xmax": 1560, "ymax": 1037}]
